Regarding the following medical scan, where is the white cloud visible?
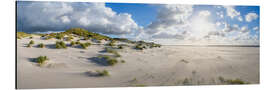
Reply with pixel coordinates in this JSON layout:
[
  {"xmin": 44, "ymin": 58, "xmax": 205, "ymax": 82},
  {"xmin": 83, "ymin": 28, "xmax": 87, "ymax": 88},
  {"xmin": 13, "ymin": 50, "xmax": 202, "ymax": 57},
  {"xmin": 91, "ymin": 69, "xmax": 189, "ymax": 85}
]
[
  {"xmin": 18, "ymin": 2, "xmax": 139, "ymax": 35},
  {"xmin": 253, "ymin": 26, "xmax": 259, "ymax": 31},
  {"xmin": 240, "ymin": 26, "xmax": 249, "ymax": 33},
  {"xmin": 224, "ymin": 6, "xmax": 240, "ymax": 19},
  {"xmin": 245, "ymin": 13, "xmax": 258, "ymax": 22},
  {"xmin": 238, "ymin": 16, "xmax": 243, "ymax": 22},
  {"xmin": 199, "ymin": 10, "xmax": 211, "ymax": 17}
]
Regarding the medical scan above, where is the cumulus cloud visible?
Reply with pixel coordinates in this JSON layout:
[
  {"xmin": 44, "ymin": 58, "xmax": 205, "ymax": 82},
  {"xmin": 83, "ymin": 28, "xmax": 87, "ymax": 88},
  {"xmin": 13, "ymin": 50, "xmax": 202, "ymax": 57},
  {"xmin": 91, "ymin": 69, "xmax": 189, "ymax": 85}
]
[
  {"xmin": 145, "ymin": 5, "xmax": 193, "ymax": 34},
  {"xmin": 17, "ymin": 2, "xmax": 139, "ymax": 35},
  {"xmin": 245, "ymin": 13, "xmax": 258, "ymax": 22},
  {"xmin": 253, "ymin": 26, "xmax": 259, "ymax": 31},
  {"xmin": 223, "ymin": 6, "xmax": 240, "ymax": 19}
]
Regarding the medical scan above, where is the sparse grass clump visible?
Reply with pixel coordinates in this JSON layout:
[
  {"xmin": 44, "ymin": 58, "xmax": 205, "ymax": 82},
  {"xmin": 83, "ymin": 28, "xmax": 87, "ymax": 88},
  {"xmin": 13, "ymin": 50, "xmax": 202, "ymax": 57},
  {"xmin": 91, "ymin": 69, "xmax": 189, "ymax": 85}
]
[
  {"xmin": 104, "ymin": 47, "xmax": 121, "ymax": 57},
  {"xmin": 27, "ymin": 40, "xmax": 35, "ymax": 47},
  {"xmin": 17, "ymin": 32, "xmax": 31, "ymax": 39},
  {"xmin": 55, "ymin": 33, "xmax": 64, "ymax": 40},
  {"xmin": 70, "ymin": 41, "xmax": 76, "ymax": 46},
  {"xmin": 29, "ymin": 40, "xmax": 34, "ymax": 44},
  {"xmin": 66, "ymin": 36, "xmax": 74, "ymax": 41},
  {"xmin": 121, "ymin": 60, "xmax": 125, "ymax": 63},
  {"xmin": 107, "ymin": 40, "xmax": 116, "ymax": 46},
  {"xmin": 218, "ymin": 76, "xmax": 249, "ymax": 84},
  {"xmin": 96, "ymin": 70, "xmax": 110, "ymax": 76},
  {"xmin": 80, "ymin": 42, "xmax": 91, "ymax": 49},
  {"xmin": 55, "ymin": 41, "xmax": 67, "ymax": 49},
  {"xmin": 135, "ymin": 44, "xmax": 146, "ymax": 50},
  {"xmin": 98, "ymin": 55, "xmax": 118, "ymax": 66},
  {"xmin": 225, "ymin": 79, "xmax": 249, "ymax": 84},
  {"xmin": 29, "ymin": 36, "xmax": 33, "ymax": 39},
  {"xmin": 35, "ymin": 56, "xmax": 49, "ymax": 65},
  {"xmin": 38, "ymin": 43, "xmax": 45, "ymax": 48}
]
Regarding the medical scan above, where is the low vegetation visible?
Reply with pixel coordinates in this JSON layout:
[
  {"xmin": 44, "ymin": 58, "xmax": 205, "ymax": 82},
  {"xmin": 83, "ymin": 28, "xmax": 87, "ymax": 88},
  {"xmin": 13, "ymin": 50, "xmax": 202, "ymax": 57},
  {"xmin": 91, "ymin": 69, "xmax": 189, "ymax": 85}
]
[
  {"xmin": 80, "ymin": 42, "xmax": 91, "ymax": 49},
  {"xmin": 70, "ymin": 41, "xmax": 76, "ymax": 47},
  {"xmin": 38, "ymin": 43, "xmax": 45, "ymax": 48},
  {"xmin": 96, "ymin": 70, "xmax": 110, "ymax": 76},
  {"xmin": 104, "ymin": 47, "xmax": 121, "ymax": 57},
  {"xmin": 35, "ymin": 56, "xmax": 49, "ymax": 65},
  {"xmin": 17, "ymin": 32, "xmax": 31, "ymax": 39},
  {"xmin": 218, "ymin": 76, "xmax": 249, "ymax": 84},
  {"xmin": 27, "ymin": 40, "xmax": 35, "ymax": 48},
  {"xmin": 98, "ymin": 55, "xmax": 118, "ymax": 66},
  {"xmin": 55, "ymin": 41, "xmax": 67, "ymax": 49}
]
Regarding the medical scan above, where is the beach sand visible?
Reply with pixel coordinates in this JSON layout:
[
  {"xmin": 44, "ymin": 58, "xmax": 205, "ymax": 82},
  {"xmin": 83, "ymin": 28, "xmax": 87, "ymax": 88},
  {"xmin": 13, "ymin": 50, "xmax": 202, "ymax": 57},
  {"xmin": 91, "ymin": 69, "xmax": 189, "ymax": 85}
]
[{"xmin": 17, "ymin": 35, "xmax": 259, "ymax": 89}]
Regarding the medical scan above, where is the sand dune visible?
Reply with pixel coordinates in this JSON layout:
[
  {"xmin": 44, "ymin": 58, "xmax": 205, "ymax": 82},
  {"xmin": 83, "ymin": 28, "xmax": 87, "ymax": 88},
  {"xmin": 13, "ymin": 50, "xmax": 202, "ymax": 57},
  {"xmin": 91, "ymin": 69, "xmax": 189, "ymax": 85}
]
[{"xmin": 17, "ymin": 35, "xmax": 259, "ymax": 89}]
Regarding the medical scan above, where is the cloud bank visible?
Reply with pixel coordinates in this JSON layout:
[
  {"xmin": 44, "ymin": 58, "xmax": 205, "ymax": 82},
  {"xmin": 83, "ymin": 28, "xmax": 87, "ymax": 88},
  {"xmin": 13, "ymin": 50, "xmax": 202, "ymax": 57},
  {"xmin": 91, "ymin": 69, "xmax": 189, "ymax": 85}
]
[
  {"xmin": 17, "ymin": 2, "xmax": 259, "ymax": 45},
  {"xmin": 17, "ymin": 2, "xmax": 139, "ymax": 35}
]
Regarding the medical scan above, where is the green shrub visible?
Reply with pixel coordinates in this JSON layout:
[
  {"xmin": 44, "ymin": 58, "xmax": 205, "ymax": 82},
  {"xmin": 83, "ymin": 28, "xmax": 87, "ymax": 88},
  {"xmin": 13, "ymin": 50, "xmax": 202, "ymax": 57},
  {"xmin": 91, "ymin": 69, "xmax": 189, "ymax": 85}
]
[
  {"xmin": 66, "ymin": 36, "xmax": 73, "ymax": 41},
  {"xmin": 36, "ymin": 56, "xmax": 49, "ymax": 65},
  {"xmin": 27, "ymin": 44, "xmax": 32, "ymax": 48},
  {"xmin": 98, "ymin": 55, "xmax": 118, "ymax": 66},
  {"xmin": 80, "ymin": 42, "xmax": 91, "ymax": 49},
  {"xmin": 75, "ymin": 41, "xmax": 81, "ymax": 44},
  {"xmin": 121, "ymin": 60, "xmax": 125, "ymax": 63},
  {"xmin": 96, "ymin": 70, "xmax": 110, "ymax": 76},
  {"xmin": 135, "ymin": 44, "xmax": 145, "ymax": 50},
  {"xmin": 17, "ymin": 32, "xmax": 31, "ymax": 39},
  {"xmin": 70, "ymin": 41, "xmax": 76, "ymax": 46},
  {"xmin": 38, "ymin": 43, "xmax": 45, "ymax": 48},
  {"xmin": 226, "ymin": 79, "xmax": 248, "ymax": 84},
  {"xmin": 107, "ymin": 40, "xmax": 116, "ymax": 46},
  {"xmin": 29, "ymin": 40, "xmax": 34, "ymax": 45},
  {"xmin": 29, "ymin": 36, "xmax": 33, "ymax": 39},
  {"xmin": 55, "ymin": 33, "xmax": 64, "ymax": 40},
  {"xmin": 55, "ymin": 41, "xmax": 67, "ymax": 49}
]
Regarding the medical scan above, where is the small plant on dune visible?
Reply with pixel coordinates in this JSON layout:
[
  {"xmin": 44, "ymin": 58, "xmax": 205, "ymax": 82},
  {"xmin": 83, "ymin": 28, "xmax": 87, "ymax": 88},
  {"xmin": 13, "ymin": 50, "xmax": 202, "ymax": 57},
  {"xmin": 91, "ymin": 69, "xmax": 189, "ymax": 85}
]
[
  {"xmin": 27, "ymin": 40, "xmax": 35, "ymax": 48},
  {"xmin": 98, "ymin": 55, "xmax": 118, "ymax": 66},
  {"xmin": 121, "ymin": 60, "xmax": 125, "ymax": 63},
  {"xmin": 118, "ymin": 45, "xmax": 123, "ymax": 49},
  {"xmin": 218, "ymin": 76, "xmax": 249, "ymax": 84},
  {"xmin": 80, "ymin": 42, "xmax": 91, "ymax": 49},
  {"xmin": 96, "ymin": 70, "xmax": 110, "ymax": 76},
  {"xmin": 225, "ymin": 79, "xmax": 249, "ymax": 84},
  {"xmin": 29, "ymin": 36, "xmax": 33, "ymax": 39},
  {"xmin": 135, "ymin": 44, "xmax": 146, "ymax": 50},
  {"xmin": 75, "ymin": 41, "xmax": 81, "ymax": 44},
  {"xmin": 29, "ymin": 40, "xmax": 34, "ymax": 45},
  {"xmin": 135, "ymin": 84, "xmax": 147, "ymax": 87},
  {"xmin": 66, "ymin": 36, "xmax": 74, "ymax": 41},
  {"xmin": 35, "ymin": 56, "xmax": 49, "ymax": 65},
  {"xmin": 55, "ymin": 33, "xmax": 64, "ymax": 40},
  {"xmin": 70, "ymin": 41, "xmax": 76, "ymax": 47},
  {"xmin": 55, "ymin": 41, "xmax": 67, "ymax": 49},
  {"xmin": 38, "ymin": 43, "xmax": 45, "ymax": 48},
  {"xmin": 104, "ymin": 47, "xmax": 121, "ymax": 57},
  {"xmin": 107, "ymin": 40, "xmax": 116, "ymax": 46}
]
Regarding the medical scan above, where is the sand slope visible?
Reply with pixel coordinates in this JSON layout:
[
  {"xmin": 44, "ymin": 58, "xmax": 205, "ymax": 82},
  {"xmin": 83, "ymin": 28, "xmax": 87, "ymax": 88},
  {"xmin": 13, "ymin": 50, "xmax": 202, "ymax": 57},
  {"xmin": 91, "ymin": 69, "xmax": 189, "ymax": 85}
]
[{"xmin": 17, "ymin": 36, "xmax": 259, "ymax": 89}]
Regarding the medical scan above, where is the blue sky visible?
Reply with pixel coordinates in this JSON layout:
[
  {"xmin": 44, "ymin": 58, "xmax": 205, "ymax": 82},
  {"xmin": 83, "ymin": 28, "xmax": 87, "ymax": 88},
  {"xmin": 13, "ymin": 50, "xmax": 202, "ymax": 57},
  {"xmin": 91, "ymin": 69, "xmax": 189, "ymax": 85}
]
[{"xmin": 17, "ymin": 1, "xmax": 260, "ymax": 45}]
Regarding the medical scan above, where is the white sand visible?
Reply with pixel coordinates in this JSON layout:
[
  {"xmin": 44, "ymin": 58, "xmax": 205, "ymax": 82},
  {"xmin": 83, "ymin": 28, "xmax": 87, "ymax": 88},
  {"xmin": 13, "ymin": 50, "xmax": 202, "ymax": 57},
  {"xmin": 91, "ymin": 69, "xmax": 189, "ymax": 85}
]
[{"xmin": 17, "ymin": 35, "xmax": 259, "ymax": 89}]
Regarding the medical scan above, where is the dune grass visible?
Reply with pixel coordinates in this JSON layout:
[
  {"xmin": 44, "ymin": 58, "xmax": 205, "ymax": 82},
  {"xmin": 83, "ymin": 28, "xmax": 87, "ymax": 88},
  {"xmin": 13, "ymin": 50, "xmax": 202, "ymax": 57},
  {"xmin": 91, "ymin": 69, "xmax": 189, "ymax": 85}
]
[
  {"xmin": 98, "ymin": 55, "xmax": 118, "ymax": 66},
  {"xmin": 80, "ymin": 42, "xmax": 91, "ymax": 49},
  {"xmin": 96, "ymin": 70, "xmax": 110, "ymax": 76},
  {"xmin": 70, "ymin": 41, "xmax": 76, "ymax": 47},
  {"xmin": 35, "ymin": 56, "xmax": 49, "ymax": 65},
  {"xmin": 17, "ymin": 32, "xmax": 31, "ymax": 39},
  {"xmin": 38, "ymin": 43, "xmax": 45, "ymax": 48},
  {"xmin": 218, "ymin": 76, "xmax": 249, "ymax": 84},
  {"xmin": 27, "ymin": 40, "xmax": 35, "ymax": 48},
  {"xmin": 104, "ymin": 47, "xmax": 121, "ymax": 57},
  {"xmin": 56, "ymin": 41, "xmax": 67, "ymax": 49}
]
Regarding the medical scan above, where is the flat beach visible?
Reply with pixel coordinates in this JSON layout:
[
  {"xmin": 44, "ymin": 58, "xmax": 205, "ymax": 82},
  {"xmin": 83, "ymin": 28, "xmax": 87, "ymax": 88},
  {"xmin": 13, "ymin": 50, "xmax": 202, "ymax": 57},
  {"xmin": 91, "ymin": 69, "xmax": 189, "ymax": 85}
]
[{"xmin": 17, "ymin": 35, "xmax": 259, "ymax": 89}]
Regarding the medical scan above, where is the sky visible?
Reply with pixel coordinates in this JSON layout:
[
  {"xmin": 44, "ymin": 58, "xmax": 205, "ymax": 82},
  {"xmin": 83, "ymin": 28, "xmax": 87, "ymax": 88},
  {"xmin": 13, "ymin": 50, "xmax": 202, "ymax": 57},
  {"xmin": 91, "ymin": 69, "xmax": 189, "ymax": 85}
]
[{"xmin": 17, "ymin": 1, "xmax": 260, "ymax": 45}]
